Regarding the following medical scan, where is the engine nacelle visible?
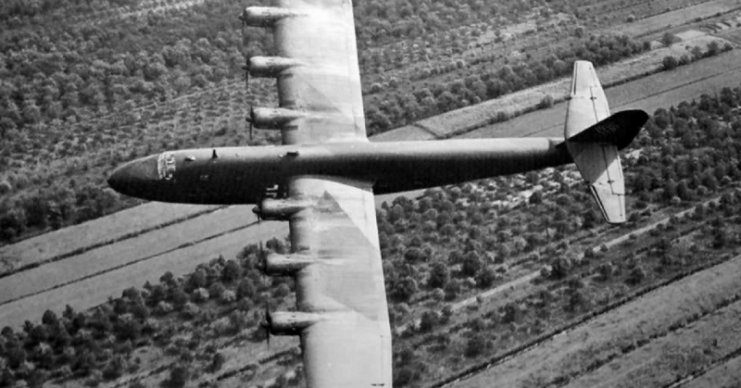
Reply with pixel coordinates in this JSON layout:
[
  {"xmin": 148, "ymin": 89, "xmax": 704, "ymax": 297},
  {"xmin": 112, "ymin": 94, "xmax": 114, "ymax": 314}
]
[
  {"xmin": 265, "ymin": 253, "xmax": 316, "ymax": 276},
  {"xmin": 248, "ymin": 56, "xmax": 304, "ymax": 78},
  {"xmin": 265, "ymin": 311, "xmax": 323, "ymax": 336},
  {"xmin": 241, "ymin": 7, "xmax": 300, "ymax": 28},
  {"xmin": 253, "ymin": 198, "xmax": 312, "ymax": 221},
  {"xmin": 249, "ymin": 107, "xmax": 307, "ymax": 130}
]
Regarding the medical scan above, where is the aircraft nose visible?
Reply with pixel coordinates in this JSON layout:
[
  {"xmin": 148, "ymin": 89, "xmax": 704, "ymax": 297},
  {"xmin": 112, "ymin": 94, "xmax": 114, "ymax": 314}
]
[{"xmin": 108, "ymin": 154, "xmax": 160, "ymax": 197}]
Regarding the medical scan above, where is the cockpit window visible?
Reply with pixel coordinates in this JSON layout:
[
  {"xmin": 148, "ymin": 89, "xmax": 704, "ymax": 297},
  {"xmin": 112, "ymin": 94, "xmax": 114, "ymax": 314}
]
[{"xmin": 157, "ymin": 152, "xmax": 176, "ymax": 180}]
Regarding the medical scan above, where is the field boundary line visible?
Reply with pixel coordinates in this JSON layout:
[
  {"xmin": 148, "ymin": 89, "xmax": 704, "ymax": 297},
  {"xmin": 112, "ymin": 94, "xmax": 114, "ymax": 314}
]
[
  {"xmin": 0, "ymin": 219, "xmax": 257, "ymax": 307},
  {"xmin": 552, "ymin": 289, "xmax": 741, "ymax": 387},
  {"xmin": 663, "ymin": 338, "xmax": 741, "ymax": 388},
  {"xmin": 429, "ymin": 250, "xmax": 741, "ymax": 388},
  {"xmin": 0, "ymin": 206, "xmax": 227, "ymax": 280}
]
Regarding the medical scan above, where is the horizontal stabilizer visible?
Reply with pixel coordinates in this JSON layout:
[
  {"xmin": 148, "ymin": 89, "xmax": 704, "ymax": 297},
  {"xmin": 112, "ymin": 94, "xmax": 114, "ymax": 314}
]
[
  {"xmin": 564, "ymin": 61, "xmax": 648, "ymax": 224},
  {"xmin": 568, "ymin": 110, "xmax": 649, "ymax": 150}
]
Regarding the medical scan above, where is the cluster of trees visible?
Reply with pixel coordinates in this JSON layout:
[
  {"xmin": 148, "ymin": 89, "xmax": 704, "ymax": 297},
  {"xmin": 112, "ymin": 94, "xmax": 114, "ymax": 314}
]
[
  {"xmin": 365, "ymin": 33, "xmax": 648, "ymax": 134},
  {"xmin": 630, "ymin": 86, "xmax": 741, "ymax": 206},
  {"xmin": 0, "ymin": 182, "xmax": 118, "ymax": 241},
  {"xmin": 662, "ymin": 40, "xmax": 733, "ymax": 71},
  {"xmin": 353, "ymin": 0, "xmax": 561, "ymax": 49},
  {"xmin": 386, "ymin": 84, "xmax": 741, "ymax": 386},
  {"xmin": 0, "ymin": 244, "xmax": 289, "ymax": 387},
  {"xmin": 0, "ymin": 0, "xmax": 250, "ymax": 134},
  {"xmin": 376, "ymin": 173, "xmax": 597, "ymax": 314}
]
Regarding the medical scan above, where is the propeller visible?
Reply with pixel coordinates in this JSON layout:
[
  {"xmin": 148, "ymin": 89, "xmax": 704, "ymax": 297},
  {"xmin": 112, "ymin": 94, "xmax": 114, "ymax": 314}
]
[
  {"xmin": 260, "ymin": 301, "xmax": 272, "ymax": 349},
  {"xmin": 239, "ymin": 11, "xmax": 250, "ymax": 92},
  {"xmin": 242, "ymin": 62, "xmax": 250, "ymax": 92},
  {"xmin": 246, "ymin": 106, "xmax": 255, "ymax": 140}
]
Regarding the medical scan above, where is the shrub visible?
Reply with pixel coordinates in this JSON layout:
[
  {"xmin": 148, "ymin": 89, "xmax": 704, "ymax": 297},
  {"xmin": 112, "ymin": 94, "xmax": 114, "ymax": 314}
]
[
  {"xmin": 164, "ymin": 364, "xmax": 189, "ymax": 388},
  {"xmin": 191, "ymin": 288, "xmax": 209, "ymax": 303},
  {"xmin": 662, "ymin": 56, "xmax": 678, "ymax": 71},
  {"xmin": 626, "ymin": 266, "xmax": 646, "ymax": 285},
  {"xmin": 208, "ymin": 282, "xmax": 226, "ymax": 300},
  {"xmin": 221, "ymin": 290, "xmax": 237, "ymax": 304},
  {"xmin": 155, "ymin": 301, "xmax": 174, "ymax": 316}
]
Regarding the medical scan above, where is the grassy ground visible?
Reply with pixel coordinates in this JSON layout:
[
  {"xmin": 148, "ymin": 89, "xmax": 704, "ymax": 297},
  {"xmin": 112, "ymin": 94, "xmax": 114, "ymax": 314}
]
[
  {"xmin": 684, "ymin": 354, "xmax": 741, "ymax": 388},
  {"xmin": 450, "ymin": 250, "xmax": 741, "ymax": 388},
  {"xmin": 0, "ymin": 202, "xmax": 218, "ymax": 275},
  {"xmin": 459, "ymin": 48, "xmax": 741, "ymax": 139},
  {"xmin": 0, "ymin": 206, "xmax": 255, "ymax": 305},
  {"xmin": 376, "ymin": 36, "xmax": 734, "ymax": 142},
  {"xmin": 0, "ymin": 220, "xmax": 285, "ymax": 328},
  {"xmin": 609, "ymin": 0, "xmax": 741, "ymax": 38},
  {"xmin": 566, "ymin": 300, "xmax": 741, "ymax": 388}
]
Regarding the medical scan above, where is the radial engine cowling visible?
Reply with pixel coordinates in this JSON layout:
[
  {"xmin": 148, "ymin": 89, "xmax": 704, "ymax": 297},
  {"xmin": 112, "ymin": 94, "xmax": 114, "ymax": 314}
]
[
  {"xmin": 241, "ymin": 7, "xmax": 300, "ymax": 27},
  {"xmin": 265, "ymin": 311, "xmax": 323, "ymax": 336},
  {"xmin": 248, "ymin": 56, "xmax": 304, "ymax": 78},
  {"xmin": 265, "ymin": 253, "xmax": 316, "ymax": 276},
  {"xmin": 249, "ymin": 107, "xmax": 307, "ymax": 130},
  {"xmin": 253, "ymin": 198, "xmax": 312, "ymax": 221}
]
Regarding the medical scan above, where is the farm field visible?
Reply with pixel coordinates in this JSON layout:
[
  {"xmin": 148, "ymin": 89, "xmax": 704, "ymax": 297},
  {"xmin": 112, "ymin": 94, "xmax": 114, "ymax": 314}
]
[
  {"xmin": 460, "ymin": 48, "xmax": 741, "ymax": 139},
  {"xmin": 0, "ymin": 206, "xmax": 255, "ymax": 305},
  {"xmin": 0, "ymin": 189, "xmax": 418, "ymax": 328},
  {"xmin": 374, "ymin": 35, "xmax": 732, "ymax": 142},
  {"xmin": 0, "ymin": 219, "xmax": 285, "ymax": 328},
  {"xmin": 566, "ymin": 301, "xmax": 741, "ymax": 388},
  {"xmin": 449, "ymin": 251, "xmax": 741, "ymax": 388},
  {"xmin": 609, "ymin": 0, "xmax": 741, "ymax": 38},
  {"xmin": 5, "ymin": 46, "xmax": 741, "ymax": 329},
  {"xmin": 684, "ymin": 356, "xmax": 741, "ymax": 388},
  {"xmin": 0, "ymin": 202, "xmax": 218, "ymax": 275}
]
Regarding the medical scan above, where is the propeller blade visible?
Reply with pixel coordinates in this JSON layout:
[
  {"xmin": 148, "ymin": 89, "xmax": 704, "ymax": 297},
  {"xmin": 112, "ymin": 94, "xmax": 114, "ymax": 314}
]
[
  {"xmin": 243, "ymin": 63, "xmax": 250, "ymax": 92},
  {"xmin": 263, "ymin": 302, "xmax": 271, "ymax": 350}
]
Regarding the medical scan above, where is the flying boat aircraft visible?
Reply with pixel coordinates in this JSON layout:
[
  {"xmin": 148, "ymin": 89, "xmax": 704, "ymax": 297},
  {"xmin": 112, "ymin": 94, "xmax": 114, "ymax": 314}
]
[{"xmin": 108, "ymin": 1, "xmax": 647, "ymax": 387}]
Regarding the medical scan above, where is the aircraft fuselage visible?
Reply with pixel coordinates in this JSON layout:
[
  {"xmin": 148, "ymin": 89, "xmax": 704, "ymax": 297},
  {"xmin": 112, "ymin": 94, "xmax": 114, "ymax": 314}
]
[{"xmin": 108, "ymin": 138, "xmax": 572, "ymax": 204}]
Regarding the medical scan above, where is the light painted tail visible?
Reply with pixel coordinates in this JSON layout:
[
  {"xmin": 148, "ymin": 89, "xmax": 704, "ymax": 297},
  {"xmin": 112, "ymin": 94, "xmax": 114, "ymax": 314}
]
[{"xmin": 565, "ymin": 61, "xmax": 648, "ymax": 224}]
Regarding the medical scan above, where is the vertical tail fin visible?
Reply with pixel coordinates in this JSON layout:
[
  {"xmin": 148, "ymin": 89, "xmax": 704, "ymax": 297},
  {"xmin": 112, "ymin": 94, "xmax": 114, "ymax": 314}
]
[{"xmin": 564, "ymin": 61, "xmax": 647, "ymax": 224}]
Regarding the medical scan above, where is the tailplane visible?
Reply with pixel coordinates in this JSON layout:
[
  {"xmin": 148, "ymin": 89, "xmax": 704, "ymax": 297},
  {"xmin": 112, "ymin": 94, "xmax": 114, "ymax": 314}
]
[{"xmin": 564, "ymin": 61, "xmax": 648, "ymax": 224}]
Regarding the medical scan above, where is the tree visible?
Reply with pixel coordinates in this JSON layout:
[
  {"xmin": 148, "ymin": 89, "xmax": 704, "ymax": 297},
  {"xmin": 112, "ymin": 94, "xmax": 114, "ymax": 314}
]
[
  {"xmin": 427, "ymin": 261, "xmax": 450, "ymax": 289},
  {"xmin": 626, "ymin": 266, "xmax": 646, "ymax": 285},
  {"xmin": 209, "ymin": 353, "xmax": 226, "ymax": 373},
  {"xmin": 42, "ymin": 309, "xmax": 59, "ymax": 327},
  {"xmin": 461, "ymin": 251, "xmax": 482, "ymax": 277},
  {"xmin": 550, "ymin": 256, "xmax": 571, "ymax": 279},
  {"xmin": 237, "ymin": 279, "xmax": 256, "ymax": 299},
  {"xmin": 464, "ymin": 334, "xmax": 488, "ymax": 358},
  {"xmin": 662, "ymin": 56, "xmax": 678, "ymax": 71},
  {"xmin": 403, "ymin": 247, "xmax": 424, "ymax": 262},
  {"xmin": 418, "ymin": 311, "xmax": 439, "ymax": 332},
  {"xmin": 165, "ymin": 364, "xmax": 189, "ymax": 388},
  {"xmin": 476, "ymin": 265, "xmax": 497, "ymax": 288},
  {"xmin": 661, "ymin": 32, "xmax": 676, "ymax": 47},
  {"xmin": 502, "ymin": 302, "xmax": 521, "ymax": 323},
  {"xmin": 221, "ymin": 260, "xmax": 242, "ymax": 283},
  {"xmin": 186, "ymin": 270, "xmax": 207, "ymax": 291},
  {"xmin": 103, "ymin": 356, "xmax": 125, "ymax": 380},
  {"xmin": 529, "ymin": 190, "xmax": 543, "ymax": 204},
  {"xmin": 394, "ymin": 277, "xmax": 418, "ymax": 302}
]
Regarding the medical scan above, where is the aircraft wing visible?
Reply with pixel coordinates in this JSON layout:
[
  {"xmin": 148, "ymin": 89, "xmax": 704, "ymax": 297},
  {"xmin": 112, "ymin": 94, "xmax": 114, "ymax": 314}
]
[
  {"xmin": 250, "ymin": 1, "xmax": 392, "ymax": 387},
  {"xmin": 272, "ymin": 0, "xmax": 367, "ymax": 145},
  {"xmin": 289, "ymin": 177, "xmax": 392, "ymax": 388}
]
